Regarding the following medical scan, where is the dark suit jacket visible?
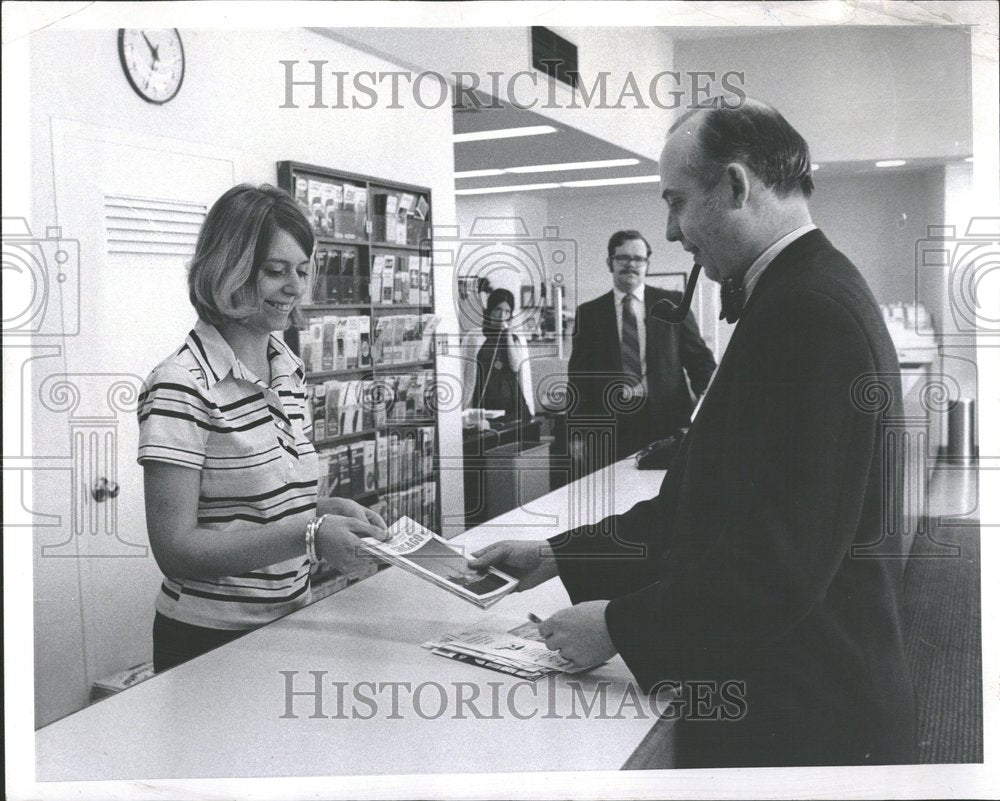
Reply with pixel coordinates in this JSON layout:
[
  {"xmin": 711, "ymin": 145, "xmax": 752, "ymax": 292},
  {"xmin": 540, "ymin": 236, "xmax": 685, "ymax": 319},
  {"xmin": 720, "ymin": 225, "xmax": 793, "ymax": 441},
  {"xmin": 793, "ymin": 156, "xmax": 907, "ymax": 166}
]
[
  {"xmin": 551, "ymin": 230, "xmax": 917, "ymax": 767},
  {"xmin": 567, "ymin": 286, "xmax": 716, "ymax": 443}
]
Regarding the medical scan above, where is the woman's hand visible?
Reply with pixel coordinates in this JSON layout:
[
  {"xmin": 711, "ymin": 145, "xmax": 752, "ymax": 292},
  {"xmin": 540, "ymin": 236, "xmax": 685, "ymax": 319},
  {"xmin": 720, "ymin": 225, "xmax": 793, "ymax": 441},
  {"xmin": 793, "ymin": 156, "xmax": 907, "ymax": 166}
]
[
  {"xmin": 317, "ymin": 497, "xmax": 387, "ymax": 530},
  {"xmin": 315, "ymin": 514, "xmax": 389, "ymax": 573}
]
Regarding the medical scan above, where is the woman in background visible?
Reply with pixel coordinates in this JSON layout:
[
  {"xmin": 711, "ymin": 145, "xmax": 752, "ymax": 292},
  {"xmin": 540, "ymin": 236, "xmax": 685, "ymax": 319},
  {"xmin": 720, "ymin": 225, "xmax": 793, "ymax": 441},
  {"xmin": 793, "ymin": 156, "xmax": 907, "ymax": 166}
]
[
  {"xmin": 138, "ymin": 183, "xmax": 386, "ymax": 673},
  {"xmin": 461, "ymin": 288, "xmax": 536, "ymax": 425}
]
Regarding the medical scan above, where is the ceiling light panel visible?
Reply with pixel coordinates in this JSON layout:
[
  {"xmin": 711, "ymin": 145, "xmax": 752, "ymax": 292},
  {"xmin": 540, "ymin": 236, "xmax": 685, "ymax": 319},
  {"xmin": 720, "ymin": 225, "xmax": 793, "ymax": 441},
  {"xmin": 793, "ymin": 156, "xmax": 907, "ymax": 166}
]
[
  {"xmin": 453, "ymin": 169, "xmax": 507, "ymax": 179},
  {"xmin": 561, "ymin": 175, "xmax": 661, "ymax": 188},
  {"xmin": 455, "ymin": 182, "xmax": 561, "ymax": 195},
  {"xmin": 506, "ymin": 158, "xmax": 640, "ymax": 174},
  {"xmin": 453, "ymin": 125, "xmax": 558, "ymax": 143}
]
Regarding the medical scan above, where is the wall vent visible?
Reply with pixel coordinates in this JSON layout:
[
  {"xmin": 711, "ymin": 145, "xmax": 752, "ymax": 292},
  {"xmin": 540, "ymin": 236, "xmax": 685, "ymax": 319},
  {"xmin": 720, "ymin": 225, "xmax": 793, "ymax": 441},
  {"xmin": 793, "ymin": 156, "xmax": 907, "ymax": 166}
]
[
  {"xmin": 531, "ymin": 27, "xmax": 579, "ymax": 89},
  {"xmin": 104, "ymin": 194, "xmax": 206, "ymax": 257}
]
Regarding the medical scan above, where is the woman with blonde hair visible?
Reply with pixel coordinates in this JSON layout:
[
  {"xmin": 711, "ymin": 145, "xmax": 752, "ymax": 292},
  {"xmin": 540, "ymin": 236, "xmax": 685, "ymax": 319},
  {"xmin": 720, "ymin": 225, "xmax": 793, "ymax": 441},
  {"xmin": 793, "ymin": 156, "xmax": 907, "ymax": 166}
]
[{"xmin": 138, "ymin": 183, "xmax": 386, "ymax": 672}]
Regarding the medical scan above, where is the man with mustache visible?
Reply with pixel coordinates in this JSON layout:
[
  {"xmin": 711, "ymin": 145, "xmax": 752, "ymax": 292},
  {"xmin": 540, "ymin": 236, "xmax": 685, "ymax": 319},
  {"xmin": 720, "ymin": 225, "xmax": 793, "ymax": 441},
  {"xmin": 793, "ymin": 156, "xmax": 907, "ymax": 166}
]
[
  {"xmin": 472, "ymin": 100, "xmax": 916, "ymax": 767},
  {"xmin": 565, "ymin": 229, "xmax": 716, "ymax": 473}
]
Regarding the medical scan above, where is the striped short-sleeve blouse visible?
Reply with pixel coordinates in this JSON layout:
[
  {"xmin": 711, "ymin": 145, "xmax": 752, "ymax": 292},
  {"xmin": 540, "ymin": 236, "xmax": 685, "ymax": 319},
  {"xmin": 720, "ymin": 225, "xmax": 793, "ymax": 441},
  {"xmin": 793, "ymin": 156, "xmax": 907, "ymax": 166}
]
[{"xmin": 137, "ymin": 319, "xmax": 319, "ymax": 630}]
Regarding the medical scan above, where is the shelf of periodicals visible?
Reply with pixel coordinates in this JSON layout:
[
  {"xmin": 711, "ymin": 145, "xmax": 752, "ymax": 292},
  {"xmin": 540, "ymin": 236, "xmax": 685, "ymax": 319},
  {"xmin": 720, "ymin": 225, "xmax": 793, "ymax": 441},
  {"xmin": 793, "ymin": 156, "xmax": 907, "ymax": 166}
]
[{"xmin": 277, "ymin": 161, "xmax": 440, "ymax": 536}]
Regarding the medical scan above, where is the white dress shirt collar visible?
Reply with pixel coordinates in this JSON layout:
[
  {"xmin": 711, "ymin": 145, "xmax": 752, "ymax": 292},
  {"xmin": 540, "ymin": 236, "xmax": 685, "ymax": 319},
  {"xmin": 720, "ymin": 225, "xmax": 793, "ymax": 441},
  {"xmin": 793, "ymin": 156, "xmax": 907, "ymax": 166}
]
[
  {"xmin": 612, "ymin": 283, "xmax": 646, "ymax": 307},
  {"xmin": 743, "ymin": 223, "xmax": 817, "ymax": 300}
]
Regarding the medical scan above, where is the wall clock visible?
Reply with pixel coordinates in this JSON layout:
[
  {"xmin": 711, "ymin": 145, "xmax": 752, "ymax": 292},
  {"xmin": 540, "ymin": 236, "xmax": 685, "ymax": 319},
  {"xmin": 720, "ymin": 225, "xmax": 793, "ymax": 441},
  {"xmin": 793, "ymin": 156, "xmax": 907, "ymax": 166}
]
[{"xmin": 117, "ymin": 29, "xmax": 185, "ymax": 105}]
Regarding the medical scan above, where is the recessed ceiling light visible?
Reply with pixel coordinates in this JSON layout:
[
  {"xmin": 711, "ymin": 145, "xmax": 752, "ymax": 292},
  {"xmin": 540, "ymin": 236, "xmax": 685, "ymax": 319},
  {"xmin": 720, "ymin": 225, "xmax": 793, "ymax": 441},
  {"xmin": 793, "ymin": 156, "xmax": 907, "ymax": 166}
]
[
  {"xmin": 453, "ymin": 125, "xmax": 558, "ymax": 143},
  {"xmin": 455, "ymin": 182, "xmax": 561, "ymax": 195},
  {"xmin": 454, "ymin": 174, "xmax": 664, "ymax": 195},
  {"xmin": 560, "ymin": 175, "xmax": 661, "ymax": 188},
  {"xmin": 875, "ymin": 160, "xmax": 907, "ymax": 168},
  {"xmin": 506, "ymin": 158, "xmax": 640, "ymax": 174},
  {"xmin": 811, "ymin": 164, "xmax": 821, "ymax": 171},
  {"xmin": 454, "ymin": 169, "xmax": 506, "ymax": 179}
]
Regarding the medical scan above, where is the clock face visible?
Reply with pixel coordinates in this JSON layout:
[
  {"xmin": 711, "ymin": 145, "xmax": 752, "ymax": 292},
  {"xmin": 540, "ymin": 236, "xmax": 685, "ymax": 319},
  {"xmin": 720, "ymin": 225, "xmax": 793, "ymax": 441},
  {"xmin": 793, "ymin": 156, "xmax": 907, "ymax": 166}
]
[{"xmin": 118, "ymin": 29, "xmax": 185, "ymax": 105}]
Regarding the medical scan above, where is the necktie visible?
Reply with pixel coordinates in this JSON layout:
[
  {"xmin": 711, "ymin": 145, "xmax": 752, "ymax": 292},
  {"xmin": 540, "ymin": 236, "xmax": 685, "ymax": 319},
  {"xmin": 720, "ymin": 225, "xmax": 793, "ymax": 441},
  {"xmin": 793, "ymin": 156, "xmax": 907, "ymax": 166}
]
[
  {"xmin": 620, "ymin": 294, "xmax": 642, "ymax": 384},
  {"xmin": 719, "ymin": 278, "xmax": 745, "ymax": 324}
]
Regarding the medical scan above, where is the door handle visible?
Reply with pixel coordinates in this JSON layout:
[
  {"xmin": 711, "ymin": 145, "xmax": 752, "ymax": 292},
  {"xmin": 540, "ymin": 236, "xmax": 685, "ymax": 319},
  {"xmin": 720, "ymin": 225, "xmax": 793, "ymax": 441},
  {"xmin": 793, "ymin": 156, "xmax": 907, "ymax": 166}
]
[{"xmin": 91, "ymin": 477, "xmax": 120, "ymax": 502}]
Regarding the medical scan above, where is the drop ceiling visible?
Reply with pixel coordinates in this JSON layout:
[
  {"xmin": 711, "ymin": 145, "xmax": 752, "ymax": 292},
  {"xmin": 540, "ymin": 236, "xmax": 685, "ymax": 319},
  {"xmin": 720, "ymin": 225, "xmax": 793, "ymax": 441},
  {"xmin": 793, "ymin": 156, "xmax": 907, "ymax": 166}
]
[
  {"xmin": 452, "ymin": 91, "xmax": 970, "ymax": 197},
  {"xmin": 453, "ymin": 91, "xmax": 659, "ymax": 193}
]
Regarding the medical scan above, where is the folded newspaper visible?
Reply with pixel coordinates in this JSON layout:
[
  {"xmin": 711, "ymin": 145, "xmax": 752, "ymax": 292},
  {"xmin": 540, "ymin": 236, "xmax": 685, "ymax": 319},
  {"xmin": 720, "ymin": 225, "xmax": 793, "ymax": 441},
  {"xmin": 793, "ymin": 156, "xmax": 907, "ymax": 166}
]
[
  {"xmin": 360, "ymin": 516, "xmax": 518, "ymax": 608},
  {"xmin": 422, "ymin": 620, "xmax": 581, "ymax": 680}
]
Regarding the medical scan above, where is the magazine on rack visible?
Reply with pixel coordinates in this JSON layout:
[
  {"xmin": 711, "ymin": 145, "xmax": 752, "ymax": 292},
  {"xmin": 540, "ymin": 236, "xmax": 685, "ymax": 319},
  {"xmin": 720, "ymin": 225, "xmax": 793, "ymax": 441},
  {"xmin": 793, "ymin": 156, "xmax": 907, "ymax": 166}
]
[{"xmin": 359, "ymin": 516, "xmax": 519, "ymax": 608}]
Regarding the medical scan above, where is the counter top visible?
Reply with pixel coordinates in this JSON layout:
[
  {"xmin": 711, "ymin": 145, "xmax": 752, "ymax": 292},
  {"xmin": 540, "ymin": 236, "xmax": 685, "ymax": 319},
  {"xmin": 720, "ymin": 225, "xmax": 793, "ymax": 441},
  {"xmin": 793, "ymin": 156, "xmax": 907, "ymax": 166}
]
[{"xmin": 36, "ymin": 460, "xmax": 668, "ymax": 782}]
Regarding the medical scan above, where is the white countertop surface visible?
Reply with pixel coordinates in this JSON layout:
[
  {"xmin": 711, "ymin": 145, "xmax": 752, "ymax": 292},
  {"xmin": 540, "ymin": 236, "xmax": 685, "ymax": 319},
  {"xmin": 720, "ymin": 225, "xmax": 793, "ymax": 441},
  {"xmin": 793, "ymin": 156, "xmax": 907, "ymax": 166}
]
[{"xmin": 36, "ymin": 460, "xmax": 668, "ymax": 782}]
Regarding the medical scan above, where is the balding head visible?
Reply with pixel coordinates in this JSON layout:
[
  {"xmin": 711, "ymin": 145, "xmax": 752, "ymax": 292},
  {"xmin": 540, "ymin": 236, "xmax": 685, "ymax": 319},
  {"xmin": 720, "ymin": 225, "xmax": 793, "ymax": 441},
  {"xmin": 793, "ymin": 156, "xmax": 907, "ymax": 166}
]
[
  {"xmin": 658, "ymin": 99, "xmax": 815, "ymax": 284},
  {"xmin": 667, "ymin": 100, "xmax": 814, "ymax": 199}
]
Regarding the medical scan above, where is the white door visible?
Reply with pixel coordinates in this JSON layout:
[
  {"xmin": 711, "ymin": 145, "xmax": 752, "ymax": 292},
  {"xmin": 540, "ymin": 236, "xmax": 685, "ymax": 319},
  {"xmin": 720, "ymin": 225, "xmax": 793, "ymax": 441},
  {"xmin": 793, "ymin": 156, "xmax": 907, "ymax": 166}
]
[{"xmin": 33, "ymin": 119, "xmax": 238, "ymax": 726}]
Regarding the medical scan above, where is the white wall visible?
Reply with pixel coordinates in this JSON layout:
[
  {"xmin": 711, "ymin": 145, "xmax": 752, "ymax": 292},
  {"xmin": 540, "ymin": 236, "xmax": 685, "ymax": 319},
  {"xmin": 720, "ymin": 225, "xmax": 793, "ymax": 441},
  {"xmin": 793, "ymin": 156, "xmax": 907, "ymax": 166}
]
[
  {"xmin": 810, "ymin": 168, "xmax": 945, "ymax": 305},
  {"xmin": 29, "ymin": 27, "xmax": 460, "ymax": 726},
  {"xmin": 327, "ymin": 26, "xmax": 674, "ymax": 160},
  {"xmin": 808, "ymin": 165, "xmax": 978, "ymax": 407},
  {"xmin": 545, "ymin": 185, "xmax": 724, "ymax": 352},
  {"xmin": 937, "ymin": 162, "xmax": 979, "ymax": 406},
  {"xmin": 532, "ymin": 166, "xmax": 958, "ymax": 368},
  {"xmin": 454, "ymin": 193, "xmax": 551, "ymax": 332},
  {"xmin": 674, "ymin": 26, "xmax": 972, "ymax": 163}
]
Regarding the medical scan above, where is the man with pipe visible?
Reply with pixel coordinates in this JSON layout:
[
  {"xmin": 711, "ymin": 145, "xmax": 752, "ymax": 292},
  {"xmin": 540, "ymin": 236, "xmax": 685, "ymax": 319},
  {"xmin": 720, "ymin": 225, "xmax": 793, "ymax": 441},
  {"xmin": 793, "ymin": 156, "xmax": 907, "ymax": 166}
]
[{"xmin": 470, "ymin": 100, "xmax": 916, "ymax": 768}]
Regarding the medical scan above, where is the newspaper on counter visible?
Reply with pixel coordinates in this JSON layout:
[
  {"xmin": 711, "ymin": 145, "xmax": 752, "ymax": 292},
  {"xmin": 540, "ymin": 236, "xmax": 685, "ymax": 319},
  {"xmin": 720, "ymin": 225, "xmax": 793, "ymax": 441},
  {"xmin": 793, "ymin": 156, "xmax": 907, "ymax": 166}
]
[
  {"xmin": 422, "ymin": 620, "xmax": 584, "ymax": 681},
  {"xmin": 359, "ymin": 516, "xmax": 518, "ymax": 608}
]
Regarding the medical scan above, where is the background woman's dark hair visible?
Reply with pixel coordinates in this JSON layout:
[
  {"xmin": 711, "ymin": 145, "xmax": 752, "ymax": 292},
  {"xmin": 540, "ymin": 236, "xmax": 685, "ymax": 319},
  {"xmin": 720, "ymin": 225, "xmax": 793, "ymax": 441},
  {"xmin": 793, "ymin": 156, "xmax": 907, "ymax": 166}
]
[{"xmin": 482, "ymin": 288, "xmax": 516, "ymax": 335}]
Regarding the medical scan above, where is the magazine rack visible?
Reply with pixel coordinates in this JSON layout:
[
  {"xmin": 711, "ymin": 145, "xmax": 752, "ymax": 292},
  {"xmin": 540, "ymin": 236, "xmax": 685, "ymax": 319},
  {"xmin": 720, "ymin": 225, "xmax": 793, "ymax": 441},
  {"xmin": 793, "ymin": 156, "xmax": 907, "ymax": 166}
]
[{"xmin": 277, "ymin": 161, "xmax": 441, "ymax": 538}]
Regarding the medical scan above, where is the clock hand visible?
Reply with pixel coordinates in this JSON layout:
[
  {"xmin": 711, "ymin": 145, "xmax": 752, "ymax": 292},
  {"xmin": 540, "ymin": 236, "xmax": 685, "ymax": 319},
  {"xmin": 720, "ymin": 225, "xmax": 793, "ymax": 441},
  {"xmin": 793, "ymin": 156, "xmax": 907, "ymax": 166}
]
[{"xmin": 141, "ymin": 31, "xmax": 160, "ymax": 62}]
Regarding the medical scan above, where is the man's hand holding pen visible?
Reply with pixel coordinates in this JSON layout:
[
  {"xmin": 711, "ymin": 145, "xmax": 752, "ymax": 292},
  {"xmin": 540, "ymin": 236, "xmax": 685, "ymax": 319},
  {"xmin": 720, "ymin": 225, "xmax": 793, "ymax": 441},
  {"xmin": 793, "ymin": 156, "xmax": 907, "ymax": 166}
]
[{"xmin": 532, "ymin": 602, "xmax": 618, "ymax": 670}]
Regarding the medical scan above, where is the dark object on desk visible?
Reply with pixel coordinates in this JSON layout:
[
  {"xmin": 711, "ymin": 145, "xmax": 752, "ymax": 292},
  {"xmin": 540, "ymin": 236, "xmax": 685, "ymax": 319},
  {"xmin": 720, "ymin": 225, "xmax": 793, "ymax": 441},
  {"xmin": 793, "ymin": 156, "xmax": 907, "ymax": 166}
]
[
  {"xmin": 943, "ymin": 397, "xmax": 977, "ymax": 462},
  {"xmin": 635, "ymin": 428, "xmax": 687, "ymax": 470},
  {"xmin": 463, "ymin": 419, "xmax": 546, "ymax": 528}
]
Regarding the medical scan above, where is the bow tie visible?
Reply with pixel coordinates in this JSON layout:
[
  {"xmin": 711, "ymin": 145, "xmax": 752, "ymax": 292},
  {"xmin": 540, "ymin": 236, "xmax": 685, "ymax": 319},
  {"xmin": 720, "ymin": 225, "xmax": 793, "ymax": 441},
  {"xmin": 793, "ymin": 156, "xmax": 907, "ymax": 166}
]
[{"xmin": 719, "ymin": 278, "xmax": 745, "ymax": 324}]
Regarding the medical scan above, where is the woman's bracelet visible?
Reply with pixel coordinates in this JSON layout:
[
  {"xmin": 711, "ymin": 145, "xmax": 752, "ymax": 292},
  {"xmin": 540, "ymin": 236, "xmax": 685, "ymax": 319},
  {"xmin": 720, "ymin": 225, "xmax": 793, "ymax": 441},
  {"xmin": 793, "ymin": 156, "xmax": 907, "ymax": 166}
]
[{"xmin": 305, "ymin": 515, "xmax": 328, "ymax": 565}]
